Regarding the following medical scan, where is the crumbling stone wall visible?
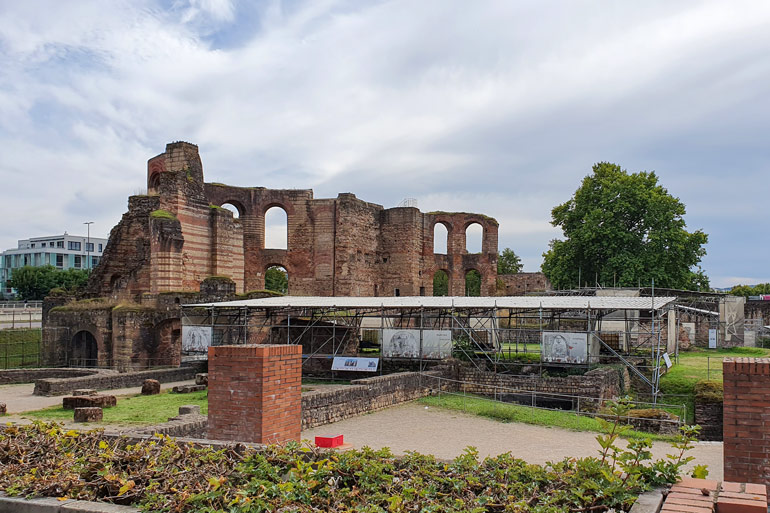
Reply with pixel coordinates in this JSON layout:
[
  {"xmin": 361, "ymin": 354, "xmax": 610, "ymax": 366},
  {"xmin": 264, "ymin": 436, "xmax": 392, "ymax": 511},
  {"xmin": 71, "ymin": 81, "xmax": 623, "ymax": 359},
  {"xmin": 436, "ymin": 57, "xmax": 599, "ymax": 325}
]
[
  {"xmin": 91, "ymin": 142, "xmax": 498, "ymax": 299},
  {"xmin": 497, "ymin": 272, "xmax": 552, "ymax": 295}
]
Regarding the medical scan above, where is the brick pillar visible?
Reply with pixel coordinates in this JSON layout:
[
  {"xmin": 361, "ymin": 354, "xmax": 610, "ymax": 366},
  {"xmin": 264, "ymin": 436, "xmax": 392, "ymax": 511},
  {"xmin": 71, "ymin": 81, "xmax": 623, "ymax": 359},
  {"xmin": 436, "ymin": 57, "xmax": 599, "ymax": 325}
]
[
  {"xmin": 208, "ymin": 344, "xmax": 302, "ymax": 444},
  {"xmin": 723, "ymin": 357, "xmax": 770, "ymax": 490}
]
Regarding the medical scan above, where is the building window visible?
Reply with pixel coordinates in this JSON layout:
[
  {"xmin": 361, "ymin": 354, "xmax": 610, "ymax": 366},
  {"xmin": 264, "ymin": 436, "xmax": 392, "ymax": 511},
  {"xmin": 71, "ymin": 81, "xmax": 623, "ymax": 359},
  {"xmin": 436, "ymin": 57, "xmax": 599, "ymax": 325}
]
[
  {"xmin": 98, "ymin": 243, "xmax": 103, "ymax": 252},
  {"xmin": 86, "ymin": 242, "xmax": 94, "ymax": 252},
  {"xmin": 92, "ymin": 256, "xmax": 99, "ymax": 267},
  {"xmin": 74, "ymin": 255, "xmax": 81, "ymax": 268},
  {"xmin": 56, "ymin": 241, "xmax": 64, "ymax": 248},
  {"xmin": 31, "ymin": 243, "xmax": 35, "ymax": 248},
  {"xmin": 56, "ymin": 254, "xmax": 64, "ymax": 268},
  {"xmin": 41, "ymin": 243, "xmax": 46, "ymax": 247},
  {"xmin": 68, "ymin": 241, "xmax": 81, "ymax": 251},
  {"xmin": 394, "ymin": 288, "xmax": 400, "ymax": 297}
]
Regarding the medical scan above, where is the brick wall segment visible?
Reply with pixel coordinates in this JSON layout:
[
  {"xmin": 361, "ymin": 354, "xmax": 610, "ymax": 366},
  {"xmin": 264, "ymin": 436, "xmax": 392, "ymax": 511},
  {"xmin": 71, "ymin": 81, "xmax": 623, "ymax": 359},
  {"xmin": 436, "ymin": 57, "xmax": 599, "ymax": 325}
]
[{"xmin": 722, "ymin": 357, "xmax": 770, "ymax": 493}]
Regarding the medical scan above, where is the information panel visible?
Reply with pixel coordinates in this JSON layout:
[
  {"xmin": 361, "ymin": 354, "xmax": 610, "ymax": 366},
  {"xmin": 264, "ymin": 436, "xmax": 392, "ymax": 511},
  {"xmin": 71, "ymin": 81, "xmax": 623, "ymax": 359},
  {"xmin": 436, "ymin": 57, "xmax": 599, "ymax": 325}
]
[
  {"xmin": 182, "ymin": 326, "xmax": 212, "ymax": 353},
  {"xmin": 542, "ymin": 331, "xmax": 588, "ymax": 364},
  {"xmin": 382, "ymin": 329, "xmax": 452, "ymax": 359},
  {"xmin": 331, "ymin": 357, "xmax": 379, "ymax": 372}
]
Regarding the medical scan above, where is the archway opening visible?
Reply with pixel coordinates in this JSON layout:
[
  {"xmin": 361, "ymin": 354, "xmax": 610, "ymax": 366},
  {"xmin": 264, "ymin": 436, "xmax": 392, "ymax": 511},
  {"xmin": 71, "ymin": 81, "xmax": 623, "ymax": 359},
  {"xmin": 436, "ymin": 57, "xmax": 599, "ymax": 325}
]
[
  {"xmin": 265, "ymin": 265, "xmax": 288, "ymax": 294},
  {"xmin": 70, "ymin": 330, "xmax": 98, "ymax": 367},
  {"xmin": 433, "ymin": 223, "xmax": 448, "ymax": 254},
  {"xmin": 433, "ymin": 270, "xmax": 449, "ymax": 296},
  {"xmin": 465, "ymin": 222, "xmax": 483, "ymax": 253},
  {"xmin": 265, "ymin": 206, "xmax": 288, "ymax": 249},
  {"xmin": 221, "ymin": 202, "xmax": 241, "ymax": 219},
  {"xmin": 465, "ymin": 269, "xmax": 481, "ymax": 297},
  {"xmin": 148, "ymin": 173, "xmax": 161, "ymax": 195}
]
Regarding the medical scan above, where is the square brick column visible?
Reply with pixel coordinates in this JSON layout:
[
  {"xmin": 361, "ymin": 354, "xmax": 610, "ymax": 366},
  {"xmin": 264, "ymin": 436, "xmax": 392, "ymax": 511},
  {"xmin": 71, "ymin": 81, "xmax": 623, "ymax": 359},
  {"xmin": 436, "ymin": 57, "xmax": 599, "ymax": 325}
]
[
  {"xmin": 723, "ymin": 357, "xmax": 770, "ymax": 491},
  {"xmin": 208, "ymin": 344, "xmax": 302, "ymax": 444}
]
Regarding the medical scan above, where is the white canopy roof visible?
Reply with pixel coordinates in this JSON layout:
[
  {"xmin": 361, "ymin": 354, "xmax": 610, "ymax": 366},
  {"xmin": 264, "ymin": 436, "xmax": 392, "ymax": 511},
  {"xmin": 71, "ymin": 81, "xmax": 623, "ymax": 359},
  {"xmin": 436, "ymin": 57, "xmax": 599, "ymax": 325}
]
[{"xmin": 189, "ymin": 295, "xmax": 676, "ymax": 311}]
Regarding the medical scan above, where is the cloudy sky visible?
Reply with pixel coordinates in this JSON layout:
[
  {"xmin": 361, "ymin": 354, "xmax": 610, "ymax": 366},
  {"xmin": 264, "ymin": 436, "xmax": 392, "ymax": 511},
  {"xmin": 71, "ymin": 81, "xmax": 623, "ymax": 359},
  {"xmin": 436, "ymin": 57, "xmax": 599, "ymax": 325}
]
[{"xmin": 1, "ymin": 0, "xmax": 768, "ymax": 288}]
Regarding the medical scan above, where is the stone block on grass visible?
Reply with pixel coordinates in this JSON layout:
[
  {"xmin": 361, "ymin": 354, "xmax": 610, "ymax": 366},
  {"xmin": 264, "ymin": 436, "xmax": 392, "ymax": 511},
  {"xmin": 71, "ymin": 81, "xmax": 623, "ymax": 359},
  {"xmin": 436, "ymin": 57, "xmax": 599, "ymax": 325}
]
[
  {"xmin": 195, "ymin": 373, "xmax": 208, "ymax": 386},
  {"xmin": 179, "ymin": 405, "xmax": 201, "ymax": 415},
  {"xmin": 172, "ymin": 384, "xmax": 206, "ymax": 393},
  {"xmin": 74, "ymin": 407, "xmax": 103, "ymax": 423},
  {"xmin": 72, "ymin": 389, "xmax": 98, "ymax": 396},
  {"xmin": 63, "ymin": 395, "xmax": 117, "ymax": 409},
  {"xmin": 0, "ymin": 402, "xmax": 6, "ymax": 415},
  {"xmin": 141, "ymin": 379, "xmax": 161, "ymax": 395}
]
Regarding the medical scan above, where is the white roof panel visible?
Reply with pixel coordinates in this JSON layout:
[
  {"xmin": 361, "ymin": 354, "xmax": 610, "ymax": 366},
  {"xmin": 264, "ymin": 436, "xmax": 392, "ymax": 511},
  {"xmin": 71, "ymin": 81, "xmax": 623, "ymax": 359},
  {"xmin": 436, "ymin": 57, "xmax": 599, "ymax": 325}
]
[{"xmin": 189, "ymin": 295, "xmax": 676, "ymax": 311}]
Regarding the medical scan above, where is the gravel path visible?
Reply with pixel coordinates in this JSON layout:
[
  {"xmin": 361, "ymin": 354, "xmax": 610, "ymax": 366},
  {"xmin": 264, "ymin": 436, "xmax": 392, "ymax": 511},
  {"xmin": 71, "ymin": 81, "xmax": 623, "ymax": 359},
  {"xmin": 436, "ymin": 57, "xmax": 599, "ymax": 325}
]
[{"xmin": 302, "ymin": 402, "xmax": 724, "ymax": 480}]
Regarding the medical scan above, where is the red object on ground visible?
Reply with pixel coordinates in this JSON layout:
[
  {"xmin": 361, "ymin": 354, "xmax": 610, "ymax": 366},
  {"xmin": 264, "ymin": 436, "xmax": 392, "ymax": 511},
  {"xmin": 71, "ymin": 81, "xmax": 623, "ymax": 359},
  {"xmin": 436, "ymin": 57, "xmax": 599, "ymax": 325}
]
[{"xmin": 315, "ymin": 434, "xmax": 344, "ymax": 448}]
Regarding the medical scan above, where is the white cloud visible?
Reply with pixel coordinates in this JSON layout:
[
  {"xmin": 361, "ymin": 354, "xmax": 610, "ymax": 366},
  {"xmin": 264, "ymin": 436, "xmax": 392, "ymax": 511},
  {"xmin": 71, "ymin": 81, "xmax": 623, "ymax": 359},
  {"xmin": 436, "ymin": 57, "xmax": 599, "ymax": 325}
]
[{"xmin": 0, "ymin": 0, "xmax": 769, "ymax": 283}]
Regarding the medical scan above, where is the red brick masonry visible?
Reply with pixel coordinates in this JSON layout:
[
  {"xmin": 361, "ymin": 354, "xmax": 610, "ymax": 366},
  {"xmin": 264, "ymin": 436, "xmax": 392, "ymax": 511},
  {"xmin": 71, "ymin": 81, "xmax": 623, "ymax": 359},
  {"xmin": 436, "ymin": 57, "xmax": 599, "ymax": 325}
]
[
  {"xmin": 722, "ymin": 357, "xmax": 770, "ymax": 491},
  {"xmin": 207, "ymin": 344, "xmax": 302, "ymax": 444},
  {"xmin": 661, "ymin": 477, "xmax": 767, "ymax": 513}
]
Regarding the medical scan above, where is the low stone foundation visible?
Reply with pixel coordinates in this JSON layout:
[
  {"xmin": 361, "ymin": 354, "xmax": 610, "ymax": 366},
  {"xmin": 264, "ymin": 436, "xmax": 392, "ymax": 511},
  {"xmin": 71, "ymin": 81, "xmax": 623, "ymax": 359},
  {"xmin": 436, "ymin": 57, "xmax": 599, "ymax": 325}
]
[
  {"xmin": 301, "ymin": 370, "xmax": 448, "ymax": 429},
  {"xmin": 63, "ymin": 395, "xmax": 116, "ymax": 409},
  {"xmin": 74, "ymin": 407, "xmax": 103, "ymax": 423},
  {"xmin": 0, "ymin": 368, "xmax": 115, "ymax": 386},
  {"xmin": 34, "ymin": 363, "xmax": 205, "ymax": 396},
  {"xmin": 458, "ymin": 367, "xmax": 620, "ymax": 412}
]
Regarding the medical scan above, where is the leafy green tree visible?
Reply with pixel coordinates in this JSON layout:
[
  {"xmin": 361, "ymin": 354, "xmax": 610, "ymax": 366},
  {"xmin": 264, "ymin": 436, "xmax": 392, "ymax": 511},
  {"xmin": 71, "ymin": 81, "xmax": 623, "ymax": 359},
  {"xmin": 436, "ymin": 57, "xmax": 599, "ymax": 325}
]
[
  {"xmin": 265, "ymin": 266, "xmax": 288, "ymax": 294},
  {"xmin": 433, "ymin": 270, "xmax": 448, "ymax": 296},
  {"xmin": 497, "ymin": 248, "xmax": 523, "ymax": 274},
  {"xmin": 730, "ymin": 283, "xmax": 770, "ymax": 297},
  {"xmin": 8, "ymin": 266, "xmax": 90, "ymax": 300},
  {"xmin": 465, "ymin": 270, "xmax": 481, "ymax": 296},
  {"xmin": 541, "ymin": 163, "xmax": 709, "ymax": 290}
]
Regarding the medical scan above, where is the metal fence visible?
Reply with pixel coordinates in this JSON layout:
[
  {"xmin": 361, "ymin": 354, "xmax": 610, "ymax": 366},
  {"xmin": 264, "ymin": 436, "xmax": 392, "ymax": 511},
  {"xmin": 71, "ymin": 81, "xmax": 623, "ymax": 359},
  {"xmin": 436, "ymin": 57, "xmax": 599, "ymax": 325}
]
[{"xmin": 0, "ymin": 329, "xmax": 41, "ymax": 369}]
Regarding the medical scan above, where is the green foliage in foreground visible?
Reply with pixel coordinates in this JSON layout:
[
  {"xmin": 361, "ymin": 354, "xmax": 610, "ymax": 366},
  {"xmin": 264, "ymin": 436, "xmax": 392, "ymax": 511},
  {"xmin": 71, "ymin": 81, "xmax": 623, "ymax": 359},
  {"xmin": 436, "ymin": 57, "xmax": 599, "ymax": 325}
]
[
  {"xmin": 24, "ymin": 390, "xmax": 208, "ymax": 423},
  {"xmin": 0, "ymin": 406, "xmax": 700, "ymax": 513},
  {"xmin": 419, "ymin": 394, "xmax": 674, "ymax": 442},
  {"xmin": 0, "ymin": 329, "xmax": 40, "ymax": 369}
]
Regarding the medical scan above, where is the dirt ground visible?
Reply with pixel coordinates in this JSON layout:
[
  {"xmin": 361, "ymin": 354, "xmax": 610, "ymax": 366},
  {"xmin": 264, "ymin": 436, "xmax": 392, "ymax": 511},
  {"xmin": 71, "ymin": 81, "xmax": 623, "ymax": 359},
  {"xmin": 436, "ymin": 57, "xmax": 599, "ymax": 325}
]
[{"xmin": 302, "ymin": 402, "xmax": 724, "ymax": 480}]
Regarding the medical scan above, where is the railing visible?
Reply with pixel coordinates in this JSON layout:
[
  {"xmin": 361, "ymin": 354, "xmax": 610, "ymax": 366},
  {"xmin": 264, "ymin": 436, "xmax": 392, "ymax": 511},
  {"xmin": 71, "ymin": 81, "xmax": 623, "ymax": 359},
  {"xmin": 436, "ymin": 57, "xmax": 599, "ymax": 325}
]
[
  {"xmin": 422, "ymin": 373, "xmax": 687, "ymax": 430},
  {"xmin": 0, "ymin": 301, "xmax": 43, "ymax": 309},
  {"xmin": 0, "ymin": 329, "xmax": 41, "ymax": 369}
]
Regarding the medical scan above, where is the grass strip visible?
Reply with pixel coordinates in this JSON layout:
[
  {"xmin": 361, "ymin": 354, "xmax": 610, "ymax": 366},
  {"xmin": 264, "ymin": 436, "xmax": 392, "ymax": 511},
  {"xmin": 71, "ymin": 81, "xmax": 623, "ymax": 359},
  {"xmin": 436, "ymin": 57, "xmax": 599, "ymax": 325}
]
[
  {"xmin": 24, "ymin": 390, "xmax": 208, "ymax": 425},
  {"xmin": 419, "ymin": 393, "xmax": 677, "ymax": 441}
]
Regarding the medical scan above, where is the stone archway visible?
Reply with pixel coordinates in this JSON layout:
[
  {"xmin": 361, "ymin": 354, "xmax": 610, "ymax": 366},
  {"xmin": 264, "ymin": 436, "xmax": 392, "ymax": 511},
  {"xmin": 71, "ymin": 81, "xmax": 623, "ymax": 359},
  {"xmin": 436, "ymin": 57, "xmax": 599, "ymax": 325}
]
[{"xmin": 70, "ymin": 330, "xmax": 98, "ymax": 367}]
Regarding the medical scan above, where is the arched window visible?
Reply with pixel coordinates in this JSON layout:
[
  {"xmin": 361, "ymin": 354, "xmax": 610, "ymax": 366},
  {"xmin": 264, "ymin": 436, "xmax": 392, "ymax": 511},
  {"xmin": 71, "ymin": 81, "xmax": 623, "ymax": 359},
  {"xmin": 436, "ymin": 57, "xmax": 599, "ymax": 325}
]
[
  {"xmin": 465, "ymin": 269, "xmax": 481, "ymax": 297},
  {"xmin": 265, "ymin": 265, "xmax": 288, "ymax": 294},
  {"xmin": 221, "ymin": 203, "xmax": 241, "ymax": 219},
  {"xmin": 265, "ymin": 206, "xmax": 288, "ymax": 249},
  {"xmin": 433, "ymin": 270, "xmax": 449, "ymax": 296},
  {"xmin": 433, "ymin": 223, "xmax": 448, "ymax": 254},
  {"xmin": 465, "ymin": 223, "xmax": 483, "ymax": 253}
]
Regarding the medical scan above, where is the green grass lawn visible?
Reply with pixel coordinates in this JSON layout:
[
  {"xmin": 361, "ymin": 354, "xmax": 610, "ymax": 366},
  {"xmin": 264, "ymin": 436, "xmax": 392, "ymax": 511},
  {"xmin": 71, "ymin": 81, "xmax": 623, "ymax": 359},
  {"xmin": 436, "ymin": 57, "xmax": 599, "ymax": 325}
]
[
  {"xmin": 25, "ymin": 390, "xmax": 208, "ymax": 425},
  {"xmin": 656, "ymin": 346, "xmax": 770, "ymax": 423},
  {"xmin": 0, "ymin": 328, "xmax": 41, "ymax": 369},
  {"xmin": 419, "ymin": 394, "xmax": 676, "ymax": 441}
]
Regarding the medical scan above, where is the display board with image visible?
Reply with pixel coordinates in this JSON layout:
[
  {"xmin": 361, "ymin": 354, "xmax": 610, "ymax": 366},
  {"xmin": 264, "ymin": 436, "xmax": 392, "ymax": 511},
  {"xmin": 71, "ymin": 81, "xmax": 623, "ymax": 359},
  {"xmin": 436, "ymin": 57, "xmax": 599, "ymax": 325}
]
[
  {"xmin": 542, "ymin": 331, "xmax": 588, "ymax": 364},
  {"xmin": 382, "ymin": 329, "xmax": 452, "ymax": 359}
]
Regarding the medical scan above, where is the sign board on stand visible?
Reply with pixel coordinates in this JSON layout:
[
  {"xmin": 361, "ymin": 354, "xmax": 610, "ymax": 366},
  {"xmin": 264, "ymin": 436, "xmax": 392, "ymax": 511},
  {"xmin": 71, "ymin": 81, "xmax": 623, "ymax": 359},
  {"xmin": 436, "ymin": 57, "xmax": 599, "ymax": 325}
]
[
  {"xmin": 331, "ymin": 357, "xmax": 379, "ymax": 372},
  {"xmin": 708, "ymin": 329, "xmax": 717, "ymax": 349}
]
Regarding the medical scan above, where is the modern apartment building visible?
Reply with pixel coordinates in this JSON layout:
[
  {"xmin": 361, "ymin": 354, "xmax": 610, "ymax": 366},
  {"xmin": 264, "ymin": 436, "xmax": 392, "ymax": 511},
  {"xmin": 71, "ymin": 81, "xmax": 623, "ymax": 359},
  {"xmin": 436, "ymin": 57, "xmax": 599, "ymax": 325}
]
[{"xmin": 0, "ymin": 233, "xmax": 108, "ymax": 297}]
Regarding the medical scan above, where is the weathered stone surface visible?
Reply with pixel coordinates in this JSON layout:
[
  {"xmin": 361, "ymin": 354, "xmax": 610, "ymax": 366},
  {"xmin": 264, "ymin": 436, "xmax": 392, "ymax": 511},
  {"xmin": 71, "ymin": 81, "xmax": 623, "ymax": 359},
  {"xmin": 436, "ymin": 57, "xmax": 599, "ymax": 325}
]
[
  {"xmin": 73, "ymin": 389, "xmax": 97, "ymax": 396},
  {"xmin": 178, "ymin": 405, "xmax": 201, "ymax": 415},
  {"xmin": 172, "ymin": 384, "xmax": 206, "ymax": 394},
  {"xmin": 63, "ymin": 395, "xmax": 116, "ymax": 410},
  {"xmin": 194, "ymin": 373, "xmax": 208, "ymax": 386},
  {"xmin": 0, "ymin": 402, "xmax": 5, "ymax": 415},
  {"xmin": 74, "ymin": 407, "xmax": 103, "ymax": 423},
  {"xmin": 141, "ymin": 379, "xmax": 160, "ymax": 395}
]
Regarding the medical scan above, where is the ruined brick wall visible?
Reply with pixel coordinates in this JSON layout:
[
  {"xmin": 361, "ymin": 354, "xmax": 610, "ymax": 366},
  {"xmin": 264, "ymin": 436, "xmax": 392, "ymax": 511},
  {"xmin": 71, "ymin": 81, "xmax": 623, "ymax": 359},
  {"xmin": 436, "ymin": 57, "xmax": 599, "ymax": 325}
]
[
  {"xmin": 497, "ymin": 272, "xmax": 552, "ymax": 296},
  {"xmin": 745, "ymin": 300, "xmax": 769, "ymax": 323},
  {"xmin": 208, "ymin": 344, "xmax": 302, "ymax": 444},
  {"xmin": 722, "ymin": 357, "xmax": 770, "ymax": 489},
  {"xmin": 458, "ymin": 367, "xmax": 620, "ymax": 411},
  {"xmin": 301, "ymin": 371, "xmax": 448, "ymax": 429},
  {"xmin": 90, "ymin": 142, "xmax": 498, "ymax": 299}
]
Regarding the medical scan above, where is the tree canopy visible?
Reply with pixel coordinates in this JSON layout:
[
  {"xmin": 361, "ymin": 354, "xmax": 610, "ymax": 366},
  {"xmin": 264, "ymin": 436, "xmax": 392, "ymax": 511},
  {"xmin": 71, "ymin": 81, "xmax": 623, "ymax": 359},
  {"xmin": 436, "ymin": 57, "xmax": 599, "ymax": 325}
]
[
  {"xmin": 265, "ymin": 266, "xmax": 288, "ymax": 294},
  {"xmin": 8, "ymin": 266, "xmax": 90, "ymax": 300},
  {"xmin": 729, "ymin": 283, "xmax": 770, "ymax": 298},
  {"xmin": 541, "ymin": 162, "xmax": 709, "ymax": 290},
  {"xmin": 497, "ymin": 248, "xmax": 523, "ymax": 274}
]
